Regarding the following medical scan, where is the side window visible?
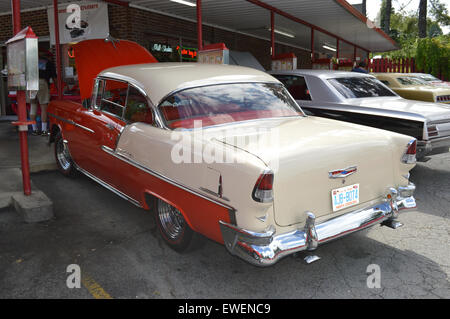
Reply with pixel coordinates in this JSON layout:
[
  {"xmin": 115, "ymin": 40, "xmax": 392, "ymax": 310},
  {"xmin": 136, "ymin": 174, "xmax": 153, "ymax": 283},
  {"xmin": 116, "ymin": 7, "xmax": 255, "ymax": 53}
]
[
  {"xmin": 100, "ymin": 79, "xmax": 128, "ymax": 118},
  {"xmin": 276, "ymin": 75, "xmax": 312, "ymax": 101},
  {"xmin": 124, "ymin": 86, "xmax": 154, "ymax": 125},
  {"xmin": 380, "ymin": 80, "xmax": 391, "ymax": 86}
]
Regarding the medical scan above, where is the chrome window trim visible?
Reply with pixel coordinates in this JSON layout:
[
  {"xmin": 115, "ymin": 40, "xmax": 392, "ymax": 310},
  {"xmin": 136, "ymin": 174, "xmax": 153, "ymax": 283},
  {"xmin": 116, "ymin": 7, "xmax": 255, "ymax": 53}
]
[
  {"xmin": 101, "ymin": 145, "xmax": 236, "ymax": 212},
  {"xmin": 91, "ymin": 78, "xmax": 105, "ymax": 110},
  {"xmin": 157, "ymin": 80, "xmax": 282, "ymax": 106},
  {"xmin": 175, "ymin": 115, "xmax": 305, "ymax": 132},
  {"xmin": 96, "ymin": 75, "xmax": 166, "ymax": 129},
  {"xmin": 95, "ymin": 77, "xmax": 128, "ymax": 119},
  {"xmin": 156, "ymin": 81, "xmax": 306, "ymax": 131},
  {"xmin": 123, "ymin": 82, "xmax": 160, "ymax": 128},
  {"xmin": 47, "ymin": 112, "xmax": 95, "ymax": 134}
]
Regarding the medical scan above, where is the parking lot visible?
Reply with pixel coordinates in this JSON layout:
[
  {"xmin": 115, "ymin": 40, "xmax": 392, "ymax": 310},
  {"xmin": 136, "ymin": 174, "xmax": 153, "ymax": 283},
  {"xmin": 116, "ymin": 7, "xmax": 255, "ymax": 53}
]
[{"xmin": 0, "ymin": 151, "xmax": 449, "ymax": 299}]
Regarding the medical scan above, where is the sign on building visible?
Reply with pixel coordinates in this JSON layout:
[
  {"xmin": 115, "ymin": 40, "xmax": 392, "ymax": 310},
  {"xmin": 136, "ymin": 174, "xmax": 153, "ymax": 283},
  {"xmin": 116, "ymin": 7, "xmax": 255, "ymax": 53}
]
[
  {"xmin": 198, "ymin": 43, "xmax": 229, "ymax": 65},
  {"xmin": 271, "ymin": 53, "xmax": 297, "ymax": 71},
  {"xmin": 47, "ymin": 1, "xmax": 109, "ymax": 45}
]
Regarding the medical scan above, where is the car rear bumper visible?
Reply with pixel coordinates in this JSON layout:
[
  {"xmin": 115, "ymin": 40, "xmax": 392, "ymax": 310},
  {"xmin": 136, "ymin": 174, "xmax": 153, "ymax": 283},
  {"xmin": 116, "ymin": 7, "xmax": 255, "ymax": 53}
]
[
  {"xmin": 219, "ymin": 184, "xmax": 416, "ymax": 266},
  {"xmin": 418, "ymin": 136, "xmax": 450, "ymax": 158}
]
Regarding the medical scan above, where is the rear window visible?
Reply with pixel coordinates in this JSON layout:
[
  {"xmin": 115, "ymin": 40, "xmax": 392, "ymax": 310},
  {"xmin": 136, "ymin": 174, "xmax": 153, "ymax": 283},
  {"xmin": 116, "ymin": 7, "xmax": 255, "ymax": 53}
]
[
  {"xmin": 397, "ymin": 77, "xmax": 427, "ymax": 85},
  {"xmin": 158, "ymin": 83, "xmax": 303, "ymax": 129},
  {"xmin": 328, "ymin": 77, "xmax": 396, "ymax": 98},
  {"xmin": 273, "ymin": 75, "xmax": 312, "ymax": 100}
]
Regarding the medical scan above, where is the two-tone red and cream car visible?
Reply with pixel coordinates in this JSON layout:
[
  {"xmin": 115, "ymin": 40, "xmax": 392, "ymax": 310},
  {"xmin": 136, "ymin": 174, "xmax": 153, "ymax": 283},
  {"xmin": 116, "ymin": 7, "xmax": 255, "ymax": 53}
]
[{"xmin": 48, "ymin": 39, "xmax": 417, "ymax": 266}]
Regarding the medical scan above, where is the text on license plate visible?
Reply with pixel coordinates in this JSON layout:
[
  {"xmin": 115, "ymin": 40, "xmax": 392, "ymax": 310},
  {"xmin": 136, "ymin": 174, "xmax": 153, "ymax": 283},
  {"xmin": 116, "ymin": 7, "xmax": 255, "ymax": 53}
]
[{"xmin": 331, "ymin": 184, "xmax": 359, "ymax": 212}]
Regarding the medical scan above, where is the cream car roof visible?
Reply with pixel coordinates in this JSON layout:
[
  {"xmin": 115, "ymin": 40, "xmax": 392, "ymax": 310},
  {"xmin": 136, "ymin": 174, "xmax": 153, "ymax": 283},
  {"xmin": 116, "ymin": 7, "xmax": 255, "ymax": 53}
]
[{"xmin": 99, "ymin": 62, "xmax": 280, "ymax": 105}]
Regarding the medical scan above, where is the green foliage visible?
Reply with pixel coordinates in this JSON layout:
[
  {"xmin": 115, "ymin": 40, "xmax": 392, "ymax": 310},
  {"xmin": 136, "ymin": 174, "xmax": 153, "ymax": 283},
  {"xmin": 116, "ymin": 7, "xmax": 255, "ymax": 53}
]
[
  {"xmin": 415, "ymin": 35, "xmax": 450, "ymax": 79},
  {"xmin": 429, "ymin": 0, "xmax": 450, "ymax": 26}
]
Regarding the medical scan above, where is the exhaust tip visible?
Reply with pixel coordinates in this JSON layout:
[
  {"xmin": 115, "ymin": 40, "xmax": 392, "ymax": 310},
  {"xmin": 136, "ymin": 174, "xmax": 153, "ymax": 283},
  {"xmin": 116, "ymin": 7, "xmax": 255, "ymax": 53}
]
[{"xmin": 304, "ymin": 255, "xmax": 321, "ymax": 264}]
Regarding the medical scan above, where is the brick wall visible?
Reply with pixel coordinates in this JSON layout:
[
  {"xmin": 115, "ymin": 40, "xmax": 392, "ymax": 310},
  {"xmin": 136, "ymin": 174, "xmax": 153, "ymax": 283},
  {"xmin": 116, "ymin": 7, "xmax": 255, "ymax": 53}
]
[
  {"xmin": 0, "ymin": 9, "xmax": 49, "ymax": 43},
  {"xmin": 108, "ymin": 6, "xmax": 311, "ymax": 70},
  {"xmin": 0, "ymin": 4, "xmax": 311, "ymax": 70}
]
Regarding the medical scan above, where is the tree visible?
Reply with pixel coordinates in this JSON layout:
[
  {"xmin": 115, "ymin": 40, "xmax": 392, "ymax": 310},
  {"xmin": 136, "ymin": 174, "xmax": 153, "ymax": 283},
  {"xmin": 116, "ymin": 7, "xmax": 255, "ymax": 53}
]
[
  {"xmin": 362, "ymin": 0, "xmax": 367, "ymax": 17},
  {"xmin": 429, "ymin": 0, "xmax": 450, "ymax": 26},
  {"xmin": 419, "ymin": 0, "xmax": 428, "ymax": 38},
  {"xmin": 384, "ymin": 0, "xmax": 392, "ymax": 33},
  {"xmin": 380, "ymin": 0, "xmax": 393, "ymax": 34}
]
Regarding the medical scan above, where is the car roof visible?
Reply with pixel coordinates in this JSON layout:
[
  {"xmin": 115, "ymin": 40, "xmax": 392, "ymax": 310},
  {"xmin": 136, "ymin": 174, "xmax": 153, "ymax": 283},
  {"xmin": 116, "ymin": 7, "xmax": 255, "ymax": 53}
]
[
  {"xmin": 269, "ymin": 69, "xmax": 375, "ymax": 79},
  {"xmin": 99, "ymin": 62, "xmax": 280, "ymax": 105}
]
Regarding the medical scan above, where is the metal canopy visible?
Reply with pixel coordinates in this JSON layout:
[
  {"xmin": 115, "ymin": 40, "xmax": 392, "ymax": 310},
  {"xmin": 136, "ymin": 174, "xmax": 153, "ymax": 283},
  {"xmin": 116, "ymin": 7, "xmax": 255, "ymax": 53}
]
[
  {"xmin": 0, "ymin": 0, "xmax": 398, "ymax": 53},
  {"xmin": 128, "ymin": 0, "xmax": 398, "ymax": 53}
]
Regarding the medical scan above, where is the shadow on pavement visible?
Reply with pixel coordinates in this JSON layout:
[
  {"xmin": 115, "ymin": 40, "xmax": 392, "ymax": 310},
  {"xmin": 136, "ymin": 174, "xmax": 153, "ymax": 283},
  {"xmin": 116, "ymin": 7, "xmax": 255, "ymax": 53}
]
[{"xmin": 0, "ymin": 170, "xmax": 448, "ymax": 299}]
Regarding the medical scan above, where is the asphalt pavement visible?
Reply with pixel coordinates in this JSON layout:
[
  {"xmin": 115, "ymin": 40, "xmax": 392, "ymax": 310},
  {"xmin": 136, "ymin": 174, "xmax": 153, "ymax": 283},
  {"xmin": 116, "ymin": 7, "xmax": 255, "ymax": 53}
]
[{"xmin": 0, "ymin": 151, "xmax": 449, "ymax": 299}]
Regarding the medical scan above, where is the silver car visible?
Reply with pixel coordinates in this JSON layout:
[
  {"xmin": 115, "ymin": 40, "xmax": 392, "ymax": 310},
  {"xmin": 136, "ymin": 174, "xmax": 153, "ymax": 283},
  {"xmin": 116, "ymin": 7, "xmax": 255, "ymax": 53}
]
[{"xmin": 270, "ymin": 70, "xmax": 450, "ymax": 160}]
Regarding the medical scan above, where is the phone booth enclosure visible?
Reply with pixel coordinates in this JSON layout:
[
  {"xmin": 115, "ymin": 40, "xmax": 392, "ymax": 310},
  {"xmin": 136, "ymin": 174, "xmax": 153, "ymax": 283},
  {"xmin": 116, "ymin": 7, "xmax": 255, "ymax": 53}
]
[{"xmin": 6, "ymin": 27, "xmax": 39, "ymax": 92}]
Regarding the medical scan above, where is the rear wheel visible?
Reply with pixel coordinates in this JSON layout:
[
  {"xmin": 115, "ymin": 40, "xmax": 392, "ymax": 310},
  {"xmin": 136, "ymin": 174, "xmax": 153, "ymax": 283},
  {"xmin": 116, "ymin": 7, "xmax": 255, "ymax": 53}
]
[
  {"xmin": 154, "ymin": 198, "xmax": 202, "ymax": 252},
  {"xmin": 54, "ymin": 132, "xmax": 77, "ymax": 177}
]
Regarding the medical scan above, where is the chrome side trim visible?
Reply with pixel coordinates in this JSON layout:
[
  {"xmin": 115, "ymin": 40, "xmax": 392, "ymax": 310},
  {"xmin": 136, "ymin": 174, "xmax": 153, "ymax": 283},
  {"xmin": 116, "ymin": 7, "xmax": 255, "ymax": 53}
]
[
  {"xmin": 48, "ymin": 112, "xmax": 95, "ymax": 134},
  {"xmin": 74, "ymin": 163, "xmax": 142, "ymax": 208},
  {"xmin": 101, "ymin": 145, "xmax": 236, "ymax": 211}
]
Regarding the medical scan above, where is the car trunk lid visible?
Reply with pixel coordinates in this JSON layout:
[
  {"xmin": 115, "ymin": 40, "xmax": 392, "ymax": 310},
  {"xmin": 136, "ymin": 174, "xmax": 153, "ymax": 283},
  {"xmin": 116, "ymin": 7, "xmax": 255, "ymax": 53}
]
[{"xmin": 214, "ymin": 116, "xmax": 399, "ymax": 227}]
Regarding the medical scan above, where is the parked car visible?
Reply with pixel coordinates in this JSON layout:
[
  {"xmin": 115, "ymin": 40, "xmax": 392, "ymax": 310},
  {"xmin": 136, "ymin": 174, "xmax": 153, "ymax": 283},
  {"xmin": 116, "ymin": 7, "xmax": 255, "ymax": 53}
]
[
  {"xmin": 408, "ymin": 73, "xmax": 450, "ymax": 88},
  {"xmin": 372, "ymin": 73, "xmax": 450, "ymax": 104},
  {"xmin": 270, "ymin": 70, "xmax": 450, "ymax": 160},
  {"xmin": 48, "ymin": 40, "xmax": 417, "ymax": 266}
]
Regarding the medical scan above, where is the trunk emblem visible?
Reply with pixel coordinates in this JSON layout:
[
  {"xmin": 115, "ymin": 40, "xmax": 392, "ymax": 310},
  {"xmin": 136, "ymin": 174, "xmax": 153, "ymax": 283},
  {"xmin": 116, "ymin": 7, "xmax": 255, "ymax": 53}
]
[{"xmin": 329, "ymin": 166, "xmax": 357, "ymax": 179}]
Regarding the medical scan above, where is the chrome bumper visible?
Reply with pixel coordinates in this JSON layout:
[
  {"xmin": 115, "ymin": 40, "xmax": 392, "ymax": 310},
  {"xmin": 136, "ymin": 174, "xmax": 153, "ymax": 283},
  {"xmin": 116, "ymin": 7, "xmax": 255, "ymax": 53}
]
[
  {"xmin": 418, "ymin": 136, "xmax": 450, "ymax": 158},
  {"xmin": 219, "ymin": 184, "xmax": 416, "ymax": 266}
]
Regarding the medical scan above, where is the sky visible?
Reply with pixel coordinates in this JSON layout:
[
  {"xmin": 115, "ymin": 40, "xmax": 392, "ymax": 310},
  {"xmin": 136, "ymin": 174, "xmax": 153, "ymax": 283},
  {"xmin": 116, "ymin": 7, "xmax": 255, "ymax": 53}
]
[{"xmin": 347, "ymin": 0, "xmax": 450, "ymax": 34}]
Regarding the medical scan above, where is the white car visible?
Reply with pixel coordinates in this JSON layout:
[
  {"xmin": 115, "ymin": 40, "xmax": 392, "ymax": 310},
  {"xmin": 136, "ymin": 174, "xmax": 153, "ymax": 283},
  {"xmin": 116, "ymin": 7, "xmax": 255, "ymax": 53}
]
[
  {"xmin": 271, "ymin": 70, "xmax": 450, "ymax": 161},
  {"xmin": 48, "ymin": 40, "xmax": 417, "ymax": 266}
]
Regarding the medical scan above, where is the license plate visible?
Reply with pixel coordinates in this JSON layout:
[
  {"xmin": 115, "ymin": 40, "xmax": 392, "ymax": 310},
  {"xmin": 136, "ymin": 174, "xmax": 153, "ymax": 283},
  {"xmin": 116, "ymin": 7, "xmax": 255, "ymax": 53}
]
[{"xmin": 331, "ymin": 184, "xmax": 360, "ymax": 212}]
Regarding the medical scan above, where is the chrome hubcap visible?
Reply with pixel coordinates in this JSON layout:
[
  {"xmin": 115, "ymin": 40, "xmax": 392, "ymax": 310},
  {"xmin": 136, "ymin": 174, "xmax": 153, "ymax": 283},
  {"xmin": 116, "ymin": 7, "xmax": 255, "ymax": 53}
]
[
  {"xmin": 56, "ymin": 139, "xmax": 71, "ymax": 171},
  {"xmin": 157, "ymin": 199, "xmax": 185, "ymax": 240}
]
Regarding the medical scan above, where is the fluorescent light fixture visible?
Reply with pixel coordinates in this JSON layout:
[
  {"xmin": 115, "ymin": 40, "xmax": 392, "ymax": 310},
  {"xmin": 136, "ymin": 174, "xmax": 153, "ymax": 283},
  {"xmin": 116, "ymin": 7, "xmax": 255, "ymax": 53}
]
[
  {"xmin": 322, "ymin": 45, "xmax": 336, "ymax": 52},
  {"xmin": 170, "ymin": 0, "xmax": 196, "ymax": 7},
  {"xmin": 268, "ymin": 28, "xmax": 295, "ymax": 38}
]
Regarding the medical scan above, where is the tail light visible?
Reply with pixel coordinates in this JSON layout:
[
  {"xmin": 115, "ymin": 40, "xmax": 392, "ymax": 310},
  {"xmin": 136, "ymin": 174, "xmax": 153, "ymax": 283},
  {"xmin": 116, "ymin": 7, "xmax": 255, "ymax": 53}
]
[
  {"xmin": 252, "ymin": 171, "xmax": 274, "ymax": 203},
  {"xmin": 427, "ymin": 125, "xmax": 438, "ymax": 137},
  {"xmin": 401, "ymin": 139, "xmax": 417, "ymax": 164}
]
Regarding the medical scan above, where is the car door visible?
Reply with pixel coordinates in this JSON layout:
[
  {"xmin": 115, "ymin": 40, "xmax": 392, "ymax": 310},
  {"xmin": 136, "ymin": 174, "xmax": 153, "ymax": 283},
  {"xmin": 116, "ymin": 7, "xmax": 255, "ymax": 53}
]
[{"xmin": 78, "ymin": 77, "xmax": 128, "ymax": 187}]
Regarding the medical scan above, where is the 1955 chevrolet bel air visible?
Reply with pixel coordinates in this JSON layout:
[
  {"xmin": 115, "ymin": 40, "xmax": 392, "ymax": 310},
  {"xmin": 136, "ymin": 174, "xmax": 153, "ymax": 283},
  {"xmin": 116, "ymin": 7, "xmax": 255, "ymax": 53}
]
[{"xmin": 48, "ymin": 39, "xmax": 417, "ymax": 266}]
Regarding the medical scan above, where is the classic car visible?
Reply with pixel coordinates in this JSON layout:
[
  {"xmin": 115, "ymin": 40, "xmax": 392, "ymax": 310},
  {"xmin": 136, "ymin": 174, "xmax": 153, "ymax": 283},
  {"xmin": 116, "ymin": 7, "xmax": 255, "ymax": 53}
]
[
  {"xmin": 372, "ymin": 73, "xmax": 450, "ymax": 104},
  {"xmin": 48, "ymin": 39, "xmax": 417, "ymax": 266},
  {"xmin": 408, "ymin": 73, "xmax": 450, "ymax": 88},
  {"xmin": 270, "ymin": 70, "xmax": 450, "ymax": 161}
]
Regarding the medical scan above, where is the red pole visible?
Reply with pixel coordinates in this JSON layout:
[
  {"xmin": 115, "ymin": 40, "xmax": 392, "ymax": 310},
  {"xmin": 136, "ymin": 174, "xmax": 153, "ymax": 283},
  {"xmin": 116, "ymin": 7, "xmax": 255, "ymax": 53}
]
[
  {"xmin": 271, "ymin": 10, "xmax": 275, "ymax": 58},
  {"xmin": 53, "ymin": 0, "xmax": 62, "ymax": 99},
  {"xmin": 310, "ymin": 28, "xmax": 314, "ymax": 64},
  {"xmin": 353, "ymin": 46, "xmax": 356, "ymax": 62},
  {"xmin": 12, "ymin": 0, "xmax": 32, "ymax": 195},
  {"xmin": 197, "ymin": 0, "xmax": 203, "ymax": 51}
]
